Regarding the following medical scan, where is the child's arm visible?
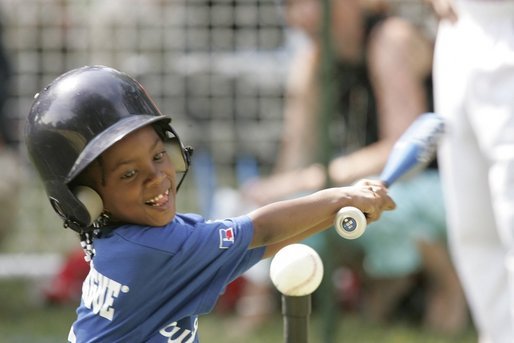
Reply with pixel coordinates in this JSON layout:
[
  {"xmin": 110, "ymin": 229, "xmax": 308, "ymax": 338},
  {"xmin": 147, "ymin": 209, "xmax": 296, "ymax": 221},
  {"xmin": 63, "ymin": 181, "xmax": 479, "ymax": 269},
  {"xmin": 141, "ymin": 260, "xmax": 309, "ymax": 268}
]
[{"xmin": 248, "ymin": 179, "xmax": 395, "ymax": 258}]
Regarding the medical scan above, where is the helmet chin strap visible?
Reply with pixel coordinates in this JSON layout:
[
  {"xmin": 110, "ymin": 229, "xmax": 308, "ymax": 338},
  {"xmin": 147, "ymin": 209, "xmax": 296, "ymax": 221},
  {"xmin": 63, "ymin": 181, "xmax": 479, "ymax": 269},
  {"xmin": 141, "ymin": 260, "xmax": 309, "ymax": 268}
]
[{"xmin": 80, "ymin": 232, "xmax": 95, "ymax": 263}]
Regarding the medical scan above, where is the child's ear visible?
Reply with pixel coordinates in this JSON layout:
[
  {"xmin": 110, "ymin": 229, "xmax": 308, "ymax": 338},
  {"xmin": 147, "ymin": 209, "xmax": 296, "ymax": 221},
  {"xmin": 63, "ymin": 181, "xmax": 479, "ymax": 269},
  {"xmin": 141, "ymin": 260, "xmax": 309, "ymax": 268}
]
[
  {"xmin": 73, "ymin": 186, "xmax": 104, "ymax": 226},
  {"xmin": 166, "ymin": 138, "xmax": 187, "ymax": 173}
]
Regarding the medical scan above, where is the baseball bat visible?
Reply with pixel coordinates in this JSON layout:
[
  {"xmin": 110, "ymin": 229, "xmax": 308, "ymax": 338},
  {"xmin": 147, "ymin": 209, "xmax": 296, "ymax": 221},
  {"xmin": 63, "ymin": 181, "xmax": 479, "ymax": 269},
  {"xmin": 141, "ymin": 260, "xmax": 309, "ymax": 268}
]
[{"xmin": 334, "ymin": 112, "xmax": 445, "ymax": 239}]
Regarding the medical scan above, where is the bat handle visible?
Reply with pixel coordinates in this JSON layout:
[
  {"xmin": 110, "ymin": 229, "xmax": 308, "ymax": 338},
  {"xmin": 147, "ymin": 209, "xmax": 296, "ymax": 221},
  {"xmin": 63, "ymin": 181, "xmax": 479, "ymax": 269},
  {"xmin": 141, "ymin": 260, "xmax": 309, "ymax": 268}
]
[{"xmin": 334, "ymin": 206, "xmax": 367, "ymax": 239}]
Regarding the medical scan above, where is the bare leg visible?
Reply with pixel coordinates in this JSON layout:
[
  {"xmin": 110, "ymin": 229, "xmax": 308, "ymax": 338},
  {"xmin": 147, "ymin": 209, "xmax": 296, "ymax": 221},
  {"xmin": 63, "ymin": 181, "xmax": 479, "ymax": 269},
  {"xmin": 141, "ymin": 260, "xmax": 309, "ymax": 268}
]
[
  {"xmin": 367, "ymin": 17, "xmax": 433, "ymax": 139},
  {"xmin": 363, "ymin": 275, "xmax": 415, "ymax": 323},
  {"xmin": 418, "ymin": 240, "xmax": 469, "ymax": 334}
]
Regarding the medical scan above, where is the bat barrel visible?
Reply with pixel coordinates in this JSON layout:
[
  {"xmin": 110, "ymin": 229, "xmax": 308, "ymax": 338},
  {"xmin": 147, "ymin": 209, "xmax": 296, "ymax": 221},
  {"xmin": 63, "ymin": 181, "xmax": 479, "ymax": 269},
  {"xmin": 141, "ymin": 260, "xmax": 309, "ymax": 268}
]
[
  {"xmin": 380, "ymin": 112, "xmax": 444, "ymax": 186},
  {"xmin": 380, "ymin": 142, "xmax": 423, "ymax": 186}
]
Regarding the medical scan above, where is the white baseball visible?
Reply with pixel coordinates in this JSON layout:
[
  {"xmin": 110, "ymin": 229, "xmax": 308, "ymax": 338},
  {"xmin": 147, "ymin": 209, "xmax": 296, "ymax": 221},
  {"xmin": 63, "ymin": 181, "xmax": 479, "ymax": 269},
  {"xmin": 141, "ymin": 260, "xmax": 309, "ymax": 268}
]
[{"xmin": 269, "ymin": 244, "xmax": 324, "ymax": 296}]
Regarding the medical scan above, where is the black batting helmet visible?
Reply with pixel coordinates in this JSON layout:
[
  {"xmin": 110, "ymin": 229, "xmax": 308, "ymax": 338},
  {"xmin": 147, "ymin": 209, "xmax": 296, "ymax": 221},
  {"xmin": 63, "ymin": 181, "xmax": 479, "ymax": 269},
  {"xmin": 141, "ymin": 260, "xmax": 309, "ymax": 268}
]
[{"xmin": 25, "ymin": 65, "xmax": 192, "ymax": 233}]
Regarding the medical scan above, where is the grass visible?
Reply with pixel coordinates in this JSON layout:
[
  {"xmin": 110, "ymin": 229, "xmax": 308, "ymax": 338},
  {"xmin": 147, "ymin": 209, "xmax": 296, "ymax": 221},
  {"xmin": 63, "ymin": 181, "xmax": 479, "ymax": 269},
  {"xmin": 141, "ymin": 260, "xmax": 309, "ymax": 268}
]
[
  {"xmin": 200, "ymin": 313, "xmax": 477, "ymax": 343},
  {"xmin": 0, "ymin": 279, "xmax": 477, "ymax": 343}
]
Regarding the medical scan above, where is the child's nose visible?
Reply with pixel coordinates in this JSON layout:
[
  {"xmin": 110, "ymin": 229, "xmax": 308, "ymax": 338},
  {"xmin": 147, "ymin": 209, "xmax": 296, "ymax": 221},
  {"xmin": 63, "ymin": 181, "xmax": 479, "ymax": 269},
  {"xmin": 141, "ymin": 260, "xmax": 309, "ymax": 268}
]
[{"xmin": 145, "ymin": 165, "xmax": 163, "ymax": 185}]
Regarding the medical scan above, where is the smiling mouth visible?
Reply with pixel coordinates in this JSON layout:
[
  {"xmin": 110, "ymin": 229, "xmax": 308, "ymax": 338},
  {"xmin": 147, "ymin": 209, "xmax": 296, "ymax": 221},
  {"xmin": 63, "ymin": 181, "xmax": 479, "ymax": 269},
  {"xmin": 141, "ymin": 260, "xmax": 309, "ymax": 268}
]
[{"xmin": 145, "ymin": 190, "xmax": 170, "ymax": 207}]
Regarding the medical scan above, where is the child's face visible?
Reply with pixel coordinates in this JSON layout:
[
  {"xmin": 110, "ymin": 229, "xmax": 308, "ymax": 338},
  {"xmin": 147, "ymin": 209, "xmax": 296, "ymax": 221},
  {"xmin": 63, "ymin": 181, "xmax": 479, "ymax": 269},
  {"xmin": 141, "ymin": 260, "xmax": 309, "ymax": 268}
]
[{"xmin": 87, "ymin": 125, "xmax": 178, "ymax": 227}]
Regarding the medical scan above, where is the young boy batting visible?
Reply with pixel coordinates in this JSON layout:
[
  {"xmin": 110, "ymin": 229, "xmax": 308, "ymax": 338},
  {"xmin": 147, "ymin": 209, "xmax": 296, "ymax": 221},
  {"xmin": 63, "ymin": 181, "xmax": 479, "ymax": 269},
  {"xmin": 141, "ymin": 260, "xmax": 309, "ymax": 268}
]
[{"xmin": 25, "ymin": 65, "xmax": 395, "ymax": 342}]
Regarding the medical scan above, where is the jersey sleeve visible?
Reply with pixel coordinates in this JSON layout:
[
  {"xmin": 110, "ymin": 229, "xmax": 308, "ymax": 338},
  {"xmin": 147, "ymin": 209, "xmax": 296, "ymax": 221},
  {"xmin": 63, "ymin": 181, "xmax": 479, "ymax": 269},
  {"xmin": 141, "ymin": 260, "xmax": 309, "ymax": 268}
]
[
  {"xmin": 111, "ymin": 214, "xmax": 265, "ymax": 315},
  {"xmin": 179, "ymin": 215, "xmax": 266, "ymax": 313}
]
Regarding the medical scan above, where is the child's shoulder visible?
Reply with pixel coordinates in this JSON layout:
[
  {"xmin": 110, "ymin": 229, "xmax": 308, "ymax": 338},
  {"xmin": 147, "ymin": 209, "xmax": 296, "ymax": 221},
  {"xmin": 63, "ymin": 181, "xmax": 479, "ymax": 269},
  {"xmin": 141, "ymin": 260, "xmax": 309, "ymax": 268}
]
[
  {"xmin": 99, "ymin": 214, "xmax": 209, "ymax": 254},
  {"xmin": 175, "ymin": 213, "xmax": 253, "ymax": 229},
  {"xmin": 109, "ymin": 213, "xmax": 252, "ymax": 240},
  {"xmin": 174, "ymin": 212, "xmax": 206, "ymax": 226},
  {"xmin": 104, "ymin": 214, "xmax": 206, "ymax": 238},
  {"xmin": 100, "ymin": 213, "xmax": 253, "ymax": 254}
]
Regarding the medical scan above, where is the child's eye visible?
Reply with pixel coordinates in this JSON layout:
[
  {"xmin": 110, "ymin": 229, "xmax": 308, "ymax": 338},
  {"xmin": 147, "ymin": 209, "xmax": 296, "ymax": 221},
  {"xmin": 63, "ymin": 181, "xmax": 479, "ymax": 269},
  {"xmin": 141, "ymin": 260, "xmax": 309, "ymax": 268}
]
[
  {"xmin": 121, "ymin": 170, "xmax": 136, "ymax": 179},
  {"xmin": 154, "ymin": 151, "xmax": 166, "ymax": 161}
]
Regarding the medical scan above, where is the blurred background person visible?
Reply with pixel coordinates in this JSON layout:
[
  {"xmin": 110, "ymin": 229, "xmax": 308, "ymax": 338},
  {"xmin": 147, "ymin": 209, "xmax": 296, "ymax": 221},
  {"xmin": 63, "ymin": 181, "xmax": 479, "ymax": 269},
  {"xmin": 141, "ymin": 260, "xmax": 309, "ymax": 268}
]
[
  {"xmin": 239, "ymin": 0, "xmax": 468, "ymax": 334},
  {"xmin": 428, "ymin": 0, "xmax": 514, "ymax": 342},
  {"xmin": 0, "ymin": 12, "xmax": 19, "ymax": 249}
]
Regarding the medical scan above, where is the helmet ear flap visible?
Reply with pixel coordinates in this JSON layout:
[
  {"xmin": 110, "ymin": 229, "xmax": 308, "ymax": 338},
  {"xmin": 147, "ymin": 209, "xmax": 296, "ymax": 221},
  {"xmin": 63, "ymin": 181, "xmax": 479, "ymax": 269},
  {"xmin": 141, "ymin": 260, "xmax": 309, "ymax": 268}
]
[{"xmin": 73, "ymin": 186, "xmax": 104, "ymax": 226}]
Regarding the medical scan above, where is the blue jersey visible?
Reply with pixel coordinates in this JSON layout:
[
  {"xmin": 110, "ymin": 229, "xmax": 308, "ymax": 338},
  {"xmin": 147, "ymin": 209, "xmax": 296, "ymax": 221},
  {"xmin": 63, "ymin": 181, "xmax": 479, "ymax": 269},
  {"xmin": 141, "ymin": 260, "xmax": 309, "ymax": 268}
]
[{"xmin": 68, "ymin": 213, "xmax": 265, "ymax": 343}]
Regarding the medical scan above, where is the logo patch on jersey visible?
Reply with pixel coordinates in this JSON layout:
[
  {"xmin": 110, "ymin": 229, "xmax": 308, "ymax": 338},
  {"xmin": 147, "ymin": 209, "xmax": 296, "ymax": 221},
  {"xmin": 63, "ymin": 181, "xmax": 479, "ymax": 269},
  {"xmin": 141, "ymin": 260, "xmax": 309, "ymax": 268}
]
[{"xmin": 219, "ymin": 227, "xmax": 235, "ymax": 249}]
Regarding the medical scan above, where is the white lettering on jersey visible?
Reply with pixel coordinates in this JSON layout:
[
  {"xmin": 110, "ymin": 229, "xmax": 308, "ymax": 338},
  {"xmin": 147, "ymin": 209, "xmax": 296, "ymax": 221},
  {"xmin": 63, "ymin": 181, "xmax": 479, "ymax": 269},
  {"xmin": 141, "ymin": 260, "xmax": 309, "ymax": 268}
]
[
  {"xmin": 159, "ymin": 317, "xmax": 199, "ymax": 343},
  {"xmin": 81, "ymin": 263, "xmax": 130, "ymax": 321}
]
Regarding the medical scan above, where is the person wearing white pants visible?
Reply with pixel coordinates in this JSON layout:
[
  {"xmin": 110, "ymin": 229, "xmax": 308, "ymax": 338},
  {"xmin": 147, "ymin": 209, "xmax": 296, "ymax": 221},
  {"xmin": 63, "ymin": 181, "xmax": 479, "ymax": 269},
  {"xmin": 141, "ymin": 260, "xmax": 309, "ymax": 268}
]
[{"xmin": 431, "ymin": 1, "xmax": 514, "ymax": 342}]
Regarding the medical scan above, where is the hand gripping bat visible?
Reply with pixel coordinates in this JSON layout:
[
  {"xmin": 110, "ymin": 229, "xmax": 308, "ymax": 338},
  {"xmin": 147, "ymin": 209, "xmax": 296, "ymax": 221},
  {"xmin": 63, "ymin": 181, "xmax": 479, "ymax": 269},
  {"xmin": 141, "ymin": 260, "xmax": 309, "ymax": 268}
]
[{"xmin": 335, "ymin": 112, "xmax": 445, "ymax": 239}]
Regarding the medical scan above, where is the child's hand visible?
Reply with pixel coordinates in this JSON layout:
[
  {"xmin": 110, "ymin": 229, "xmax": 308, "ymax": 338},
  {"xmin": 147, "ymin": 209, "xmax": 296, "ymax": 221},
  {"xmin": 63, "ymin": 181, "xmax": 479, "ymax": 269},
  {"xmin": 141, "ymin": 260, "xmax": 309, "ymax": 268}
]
[{"xmin": 348, "ymin": 179, "xmax": 396, "ymax": 223}]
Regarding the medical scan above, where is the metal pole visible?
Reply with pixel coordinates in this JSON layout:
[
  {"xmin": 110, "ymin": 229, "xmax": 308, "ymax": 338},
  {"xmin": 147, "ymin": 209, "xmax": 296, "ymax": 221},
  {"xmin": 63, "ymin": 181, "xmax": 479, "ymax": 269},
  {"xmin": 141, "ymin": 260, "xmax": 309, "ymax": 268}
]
[
  {"xmin": 319, "ymin": 0, "xmax": 338, "ymax": 342},
  {"xmin": 282, "ymin": 295, "xmax": 311, "ymax": 343}
]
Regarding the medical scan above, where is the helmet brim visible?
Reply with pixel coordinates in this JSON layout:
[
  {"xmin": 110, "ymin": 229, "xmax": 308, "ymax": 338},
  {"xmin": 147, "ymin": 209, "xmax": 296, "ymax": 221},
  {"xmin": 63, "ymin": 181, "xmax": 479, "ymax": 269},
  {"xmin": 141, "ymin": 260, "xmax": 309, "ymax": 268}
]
[{"xmin": 65, "ymin": 114, "xmax": 171, "ymax": 184}]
